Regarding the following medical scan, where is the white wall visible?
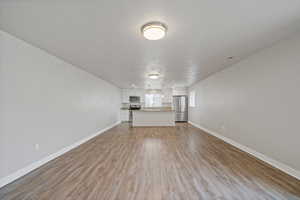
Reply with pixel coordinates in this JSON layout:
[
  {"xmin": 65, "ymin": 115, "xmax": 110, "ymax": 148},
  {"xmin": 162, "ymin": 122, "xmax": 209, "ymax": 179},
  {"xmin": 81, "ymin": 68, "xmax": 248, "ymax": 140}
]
[
  {"xmin": 189, "ymin": 33, "xmax": 300, "ymax": 172},
  {"xmin": 0, "ymin": 30, "xmax": 121, "ymax": 181}
]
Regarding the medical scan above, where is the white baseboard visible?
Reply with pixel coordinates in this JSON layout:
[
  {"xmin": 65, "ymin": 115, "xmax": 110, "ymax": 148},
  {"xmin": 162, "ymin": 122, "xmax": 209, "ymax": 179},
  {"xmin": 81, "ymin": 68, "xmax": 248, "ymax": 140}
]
[
  {"xmin": 0, "ymin": 121, "xmax": 121, "ymax": 188},
  {"xmin": 188, "ymin": 121, "xmax": 300, "ymax": 180}
]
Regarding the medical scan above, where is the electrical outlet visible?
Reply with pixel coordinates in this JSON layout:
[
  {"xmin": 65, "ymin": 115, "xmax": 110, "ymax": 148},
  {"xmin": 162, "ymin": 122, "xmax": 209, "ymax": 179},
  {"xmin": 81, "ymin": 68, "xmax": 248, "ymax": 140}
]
[{"xmin": 35, "ymin": 144, "xmax": 40, "ymax": 151}]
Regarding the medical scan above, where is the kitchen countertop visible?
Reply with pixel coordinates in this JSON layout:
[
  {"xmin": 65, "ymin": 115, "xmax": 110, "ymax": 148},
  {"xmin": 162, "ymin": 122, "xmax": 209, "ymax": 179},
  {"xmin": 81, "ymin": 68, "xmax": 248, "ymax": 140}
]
[
  {"xmin": 120, "ymin": 107, "xmax": 174, "ymax": 112},
  {"xmin": 132, "ymin": 108, "xmax": 174, "ymax": 112}
]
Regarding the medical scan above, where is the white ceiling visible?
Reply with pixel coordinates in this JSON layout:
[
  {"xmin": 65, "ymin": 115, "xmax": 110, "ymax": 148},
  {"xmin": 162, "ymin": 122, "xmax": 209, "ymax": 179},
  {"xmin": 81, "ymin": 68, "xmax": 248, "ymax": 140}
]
[{"xmin": 1, "ymin": 0, "xmax": 300, "ymax": 89}]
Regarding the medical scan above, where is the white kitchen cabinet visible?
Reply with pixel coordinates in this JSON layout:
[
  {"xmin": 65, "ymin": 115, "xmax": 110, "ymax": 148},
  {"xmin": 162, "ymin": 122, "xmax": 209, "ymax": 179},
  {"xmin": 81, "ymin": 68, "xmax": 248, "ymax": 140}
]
[
  {"xmin": 122, "ymin": 89, "xmax": 130, "ymax": 103},
  {"xmin": 120, "ymin": 110, "xmax": 129, "ymax": 121},
  {"xmin": 135, "ymin": 89, "xmax": 145, "ymax": 102},
  {"xmin": 132, "ymin": 110, "xmax": 175, "ymax": 127},
  {"xmin": 172, "ymin": 87, "xmax": 187, "ymax": 96},
  {"xmin": 122, "ymin": 89, "xmax": 138, "ymax": 102},
  {"xmin": 162, "ymin": 88, "xmax": 172, "ymax": 103},
  {"xmin": 121, "ymin": 89, "xmax": 145, "ymax": 103},
  {"xmin": 122, "ymin": 88, "xmax": 175, "ymax": 104}
]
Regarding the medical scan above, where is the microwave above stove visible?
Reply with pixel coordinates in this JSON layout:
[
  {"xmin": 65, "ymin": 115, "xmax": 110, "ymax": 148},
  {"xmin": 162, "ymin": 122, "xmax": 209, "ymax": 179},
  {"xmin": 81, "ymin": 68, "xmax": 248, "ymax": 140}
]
[{"xmin": 129, "ymin": 96, "xmax": 140, "ymax": 103}]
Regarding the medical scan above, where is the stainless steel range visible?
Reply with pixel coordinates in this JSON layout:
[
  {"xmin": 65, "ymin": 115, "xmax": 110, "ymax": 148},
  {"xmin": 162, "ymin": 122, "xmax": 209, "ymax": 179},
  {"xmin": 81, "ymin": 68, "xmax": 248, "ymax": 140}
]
[
  {"xmin": 129, "ymin": 96, "xmax": 141, "ymax": 110},
  {"xmin": 129, "ymin": 96, "xmax": 141, "ymax": 125}
]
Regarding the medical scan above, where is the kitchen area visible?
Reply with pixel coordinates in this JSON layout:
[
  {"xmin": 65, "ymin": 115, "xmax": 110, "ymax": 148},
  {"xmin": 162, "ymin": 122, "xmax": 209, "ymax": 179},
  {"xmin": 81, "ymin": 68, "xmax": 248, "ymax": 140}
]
[{"xmin": 120, "ymin": 88, "xmax": 188, "ymax": 127}]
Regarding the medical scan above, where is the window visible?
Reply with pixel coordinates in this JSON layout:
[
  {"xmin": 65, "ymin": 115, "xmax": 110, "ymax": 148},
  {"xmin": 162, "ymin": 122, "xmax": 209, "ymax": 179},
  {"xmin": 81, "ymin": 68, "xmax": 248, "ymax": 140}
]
[
  {"xmin": 145, "ymin": 94, "xmax": 162, "ymax": 107},
  {"xmin": 189, "ymin": 91, "xmax": 196, "ymax": 107}
]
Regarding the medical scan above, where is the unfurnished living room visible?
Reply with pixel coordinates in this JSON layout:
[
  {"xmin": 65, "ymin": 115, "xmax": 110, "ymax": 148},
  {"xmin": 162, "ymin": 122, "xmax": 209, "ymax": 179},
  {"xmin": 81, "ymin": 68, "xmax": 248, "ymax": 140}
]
[{"xmin": 1, "ymin": 0, "xmax": 300, "ymax": 199}]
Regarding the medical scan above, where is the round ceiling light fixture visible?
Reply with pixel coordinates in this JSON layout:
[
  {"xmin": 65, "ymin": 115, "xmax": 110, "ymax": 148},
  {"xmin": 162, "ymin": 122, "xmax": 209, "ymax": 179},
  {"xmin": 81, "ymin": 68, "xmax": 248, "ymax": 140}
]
[
  {"xmin": 148, "ymin": 73, "xmax": 160, "ymax": 79},
  {"xmin": 141, "ymin": 22, "xmax": 167, "ymax": 40}
]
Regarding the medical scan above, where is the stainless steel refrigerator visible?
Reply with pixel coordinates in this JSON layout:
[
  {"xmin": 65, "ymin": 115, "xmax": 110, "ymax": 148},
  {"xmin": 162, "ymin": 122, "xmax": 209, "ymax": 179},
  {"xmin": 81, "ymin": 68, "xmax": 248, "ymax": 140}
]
[{"xmin": 173, "ymin": 95, "xmax": 188, "ymax": 122}]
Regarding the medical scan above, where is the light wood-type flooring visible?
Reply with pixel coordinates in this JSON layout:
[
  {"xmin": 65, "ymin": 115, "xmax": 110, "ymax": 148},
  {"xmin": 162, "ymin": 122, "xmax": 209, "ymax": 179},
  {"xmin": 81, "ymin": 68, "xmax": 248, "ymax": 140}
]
[{"xmin": 0, "ymin": 123, "xmax": 300, "ymax": 200}]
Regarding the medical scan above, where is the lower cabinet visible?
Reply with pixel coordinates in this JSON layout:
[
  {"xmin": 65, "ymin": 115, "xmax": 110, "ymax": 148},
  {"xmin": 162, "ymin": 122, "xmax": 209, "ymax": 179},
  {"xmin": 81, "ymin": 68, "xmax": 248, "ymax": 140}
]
[{"xmin": 121, "ymin": 110, "xmax": 129, "ymax": 121}]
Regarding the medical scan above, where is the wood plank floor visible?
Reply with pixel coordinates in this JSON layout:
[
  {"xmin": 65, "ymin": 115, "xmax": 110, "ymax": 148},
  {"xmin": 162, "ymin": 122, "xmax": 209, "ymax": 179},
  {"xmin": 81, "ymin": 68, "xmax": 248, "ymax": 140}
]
[{"xmin": 0, "ymin": 123, "xmax": 300, "ymax": 200}]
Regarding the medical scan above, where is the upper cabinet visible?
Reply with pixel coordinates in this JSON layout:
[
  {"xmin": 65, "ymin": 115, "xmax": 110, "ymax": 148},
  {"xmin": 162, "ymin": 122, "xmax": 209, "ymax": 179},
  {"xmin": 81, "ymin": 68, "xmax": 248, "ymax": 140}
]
[
  {"xmin": 122, "ymin": 88, "xmax": 173, "ymax": 103},
  {"xmin": 162, "ymin": 88, "xmax": 172, "ymax": 103},
  {"xmin": 122, "ymin": 89, "xmax": 130, "ymax": 103},
  {"xmin": 122, "ymin": 89, "xmax": 145, "ymax": 103},
  {"xmin": 172, "ymin": 87, "xmax": 188, "ymax": 96}
]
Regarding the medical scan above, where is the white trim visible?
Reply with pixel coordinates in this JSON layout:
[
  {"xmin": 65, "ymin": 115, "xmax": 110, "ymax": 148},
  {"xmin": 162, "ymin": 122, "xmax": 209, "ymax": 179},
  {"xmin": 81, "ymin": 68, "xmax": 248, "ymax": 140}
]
[
  {"xmin": 0, "ymin": 121, "xmax": 121, "ymax": 188},
  {"xmin": 188, "ymin": 121, "xmax": 300, "ymax": 180}
]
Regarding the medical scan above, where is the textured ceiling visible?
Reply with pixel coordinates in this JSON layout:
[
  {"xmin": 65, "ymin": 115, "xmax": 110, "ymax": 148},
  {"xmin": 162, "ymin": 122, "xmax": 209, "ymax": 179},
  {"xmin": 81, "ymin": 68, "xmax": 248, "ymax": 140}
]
[{"xmin": 1, "ymin": 0, "xmax": 300, "ymax": 89}]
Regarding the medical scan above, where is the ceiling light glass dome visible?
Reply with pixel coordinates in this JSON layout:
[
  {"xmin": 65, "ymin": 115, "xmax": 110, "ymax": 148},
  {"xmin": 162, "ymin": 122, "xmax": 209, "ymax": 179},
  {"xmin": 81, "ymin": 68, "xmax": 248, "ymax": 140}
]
[
  {"xmin": 148, "ymin": 73, "xmax": 160, "ymax": 79},
  {"xmin": 141, "ymin": 22, "xmax": 167, "ymax": 40}
]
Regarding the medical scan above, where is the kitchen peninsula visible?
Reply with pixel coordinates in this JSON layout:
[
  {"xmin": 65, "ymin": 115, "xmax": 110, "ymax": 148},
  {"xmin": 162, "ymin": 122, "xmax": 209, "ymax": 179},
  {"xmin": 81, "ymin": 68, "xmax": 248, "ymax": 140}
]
[{"xmin": 132, "ymin": 108, "xmax": 175, "ymax": 127}]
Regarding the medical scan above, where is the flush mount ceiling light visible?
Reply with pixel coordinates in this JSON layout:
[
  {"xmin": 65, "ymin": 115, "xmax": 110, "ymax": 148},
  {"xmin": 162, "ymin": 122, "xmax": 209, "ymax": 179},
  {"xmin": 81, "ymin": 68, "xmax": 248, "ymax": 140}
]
[
  {"xmin": 148, "ymin": 73, "xmax": 160, "ymax": 79},
  {"xmin": 141, "ymin": 22, "xmax": 167, "ymax": 40}
]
